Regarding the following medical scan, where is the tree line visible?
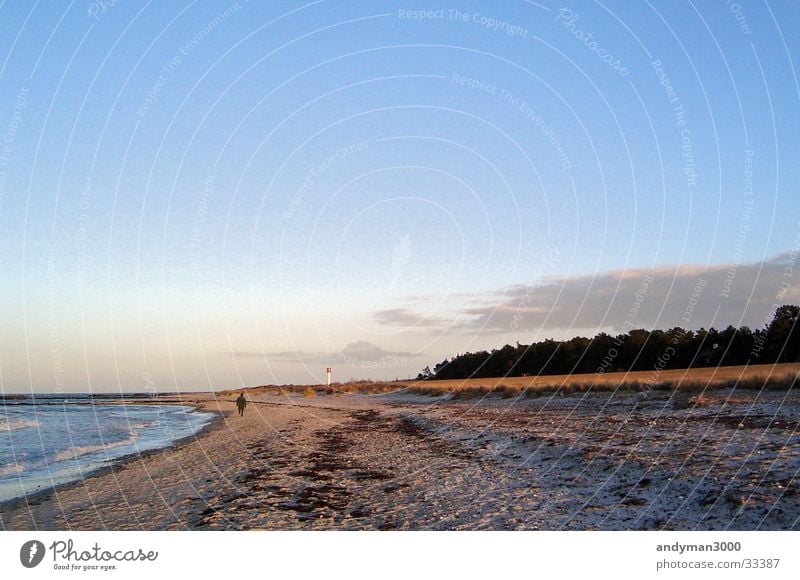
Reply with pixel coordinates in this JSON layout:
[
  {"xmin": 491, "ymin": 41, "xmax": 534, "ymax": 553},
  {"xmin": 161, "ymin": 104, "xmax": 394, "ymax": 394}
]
[{"xmin": 417, "ymin": 305, "xmax": 800, "ymax": 380}]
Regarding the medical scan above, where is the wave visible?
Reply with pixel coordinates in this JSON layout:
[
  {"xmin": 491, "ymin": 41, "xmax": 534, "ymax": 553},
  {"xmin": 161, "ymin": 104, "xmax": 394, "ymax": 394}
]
[
  {"xmin": 0, "ymin": 463, "xmax": 27, "ymax": 477},
  {"xmin": 53, "ymin": 434, "xmax": 138, "ymax": 462},
  {"xmin": 129, "ymin": 420, "xmax": 160, "ymax": 429},
  {"xmin": 0, "ymin": 418, "xmax": 40, "ymax": 432}
]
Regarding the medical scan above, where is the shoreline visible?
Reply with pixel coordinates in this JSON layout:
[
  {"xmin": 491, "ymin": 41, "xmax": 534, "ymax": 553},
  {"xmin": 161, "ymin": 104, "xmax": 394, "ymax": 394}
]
[
  {"xmin": 0, "ymin": 399, "xmax": 225, "ymax": 513},
  {"xmin": 2, "ymin": 389, "xmax": 799, "ymax": 530}
]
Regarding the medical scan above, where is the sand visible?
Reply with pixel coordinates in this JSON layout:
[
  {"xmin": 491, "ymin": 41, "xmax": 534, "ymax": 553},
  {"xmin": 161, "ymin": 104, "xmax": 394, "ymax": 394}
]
[{"xmin": 1, "ymin": 388, "xmax": 799, "ymax": 530}]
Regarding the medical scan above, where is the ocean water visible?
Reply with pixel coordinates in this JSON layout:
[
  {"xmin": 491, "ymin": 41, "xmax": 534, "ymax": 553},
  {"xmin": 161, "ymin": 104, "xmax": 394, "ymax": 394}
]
[{"xmin": 0, "ymin": 394, "xmax": 215, "ymax": 503}]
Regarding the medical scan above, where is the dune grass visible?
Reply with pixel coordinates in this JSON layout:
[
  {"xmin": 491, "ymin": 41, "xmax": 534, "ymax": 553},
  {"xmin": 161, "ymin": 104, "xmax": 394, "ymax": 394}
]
[
  {"xmin": 400, "ymin": 363, "xmax": 800, "ymax": 400},
  {"xmin": 218, "ymin": 362, "xmax": 800, "ymax": 401}
]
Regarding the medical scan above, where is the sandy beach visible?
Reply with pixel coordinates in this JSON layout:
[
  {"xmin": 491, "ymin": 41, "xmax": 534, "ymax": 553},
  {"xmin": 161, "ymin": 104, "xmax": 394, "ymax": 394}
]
[{"xmin": 1, "ymin": 388, "xmax": 799, "ymax": 531}]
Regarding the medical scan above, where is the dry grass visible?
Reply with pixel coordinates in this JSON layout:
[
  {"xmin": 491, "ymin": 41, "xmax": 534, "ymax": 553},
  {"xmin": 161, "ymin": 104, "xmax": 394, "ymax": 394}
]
[
  {"xmin": 218, "ymin": 363, "xmax": 800, "ymax": 401},
  {"xmin": 398, "ymin": 363, "xmax": 800, "ymax": 400},
  {"xmin": 399, "ymin": 363, "xmax": 800, "ymax": 397},
  {"xmin": 411, "ymin": 363, "xmax": 798, "ymax": 392}
]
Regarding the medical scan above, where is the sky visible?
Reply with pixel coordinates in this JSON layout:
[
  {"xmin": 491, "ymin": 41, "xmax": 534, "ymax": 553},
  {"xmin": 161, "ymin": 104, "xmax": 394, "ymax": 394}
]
[{"xmin": 1, "ymin": 1, "xmax": 799, "ymax": 392}]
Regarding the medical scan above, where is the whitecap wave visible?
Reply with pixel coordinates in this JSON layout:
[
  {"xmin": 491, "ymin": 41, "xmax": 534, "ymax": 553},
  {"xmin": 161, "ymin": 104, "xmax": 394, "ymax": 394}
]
[
  {"xmin": 0, "ymin": 418, "xmax": 40, "ymax": 432},
  {"xmin": 0, "ymin": 463, "xmax": 27, "ymax": 477},
  {"xmin": 129, "ymin": 420, "xmax": 160, "ymax": 429},
  {"xmin": 53, "ymin": 434, "xmax": 138, "ymax": 462}
]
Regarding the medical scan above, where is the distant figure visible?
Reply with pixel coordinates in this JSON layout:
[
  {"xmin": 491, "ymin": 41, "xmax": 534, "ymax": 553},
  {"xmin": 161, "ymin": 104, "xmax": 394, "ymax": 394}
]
[{"xmin": 236, "ymin": 393, "xmax": 247, "ymax": 417}]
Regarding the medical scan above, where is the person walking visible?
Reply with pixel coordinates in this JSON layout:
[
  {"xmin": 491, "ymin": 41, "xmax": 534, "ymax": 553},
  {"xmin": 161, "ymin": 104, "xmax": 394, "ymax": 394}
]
[{"xmin": 236, "ymin": 393, "xmax": 247, "ymax": 417}]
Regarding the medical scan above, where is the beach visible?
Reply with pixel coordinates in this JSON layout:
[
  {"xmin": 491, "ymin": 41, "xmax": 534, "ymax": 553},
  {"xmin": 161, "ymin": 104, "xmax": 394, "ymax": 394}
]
[{"xmin": 1, "ymin": 389, "xmax": 799, "ymax": 530}]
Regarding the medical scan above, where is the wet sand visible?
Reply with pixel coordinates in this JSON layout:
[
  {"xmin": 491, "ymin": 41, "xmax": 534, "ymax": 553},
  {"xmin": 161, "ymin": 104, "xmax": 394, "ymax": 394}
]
[{"xmin": 2, "ymin": 389, "xmax": 799, "ymax": 530}]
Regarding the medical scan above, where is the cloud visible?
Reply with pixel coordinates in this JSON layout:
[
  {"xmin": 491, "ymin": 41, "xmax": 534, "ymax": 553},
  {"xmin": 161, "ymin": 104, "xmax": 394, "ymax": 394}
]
[
  {"xmin": 230, "ymin": 350, "xmax": 310, "ymax": 363},
  {"xmin": 372, "ymin": 308, "xmax": 450, "ymax": 328},
  {"xmin": 230, "ymin": 341, "xmax": 423, "ymax": 365},
  {"xmin": 337, "ymin": 341, "xmax": 419, "ymax": 363},
  {"xmin": 374, "ymin": 252, "xmax": 800, "ymax": 336}
]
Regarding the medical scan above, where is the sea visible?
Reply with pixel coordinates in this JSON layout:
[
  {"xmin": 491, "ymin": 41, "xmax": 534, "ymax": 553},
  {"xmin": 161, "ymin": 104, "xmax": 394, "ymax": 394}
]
[{"xmin": 0, "ymin": 393, "xmax": 215, "ymax": 504}]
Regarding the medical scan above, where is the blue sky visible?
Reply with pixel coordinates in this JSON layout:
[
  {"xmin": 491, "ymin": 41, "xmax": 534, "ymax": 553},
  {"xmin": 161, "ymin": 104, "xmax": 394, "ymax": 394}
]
[{"xmin": 1, "ymin": 1, "xmax": 798, "ymax": 392}]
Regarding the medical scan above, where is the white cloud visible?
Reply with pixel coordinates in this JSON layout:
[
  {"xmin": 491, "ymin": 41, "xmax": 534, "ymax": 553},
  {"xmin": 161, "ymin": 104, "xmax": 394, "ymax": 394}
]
[
  {"xmin": 375, "ymin": 253, "xmax": 800, "ymax": 336},
  {"xmin": 230, "ymin": 341, "xmax": 423, "ymax": 365}
]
